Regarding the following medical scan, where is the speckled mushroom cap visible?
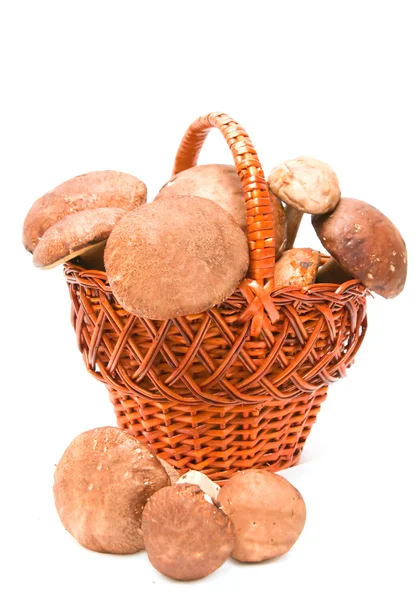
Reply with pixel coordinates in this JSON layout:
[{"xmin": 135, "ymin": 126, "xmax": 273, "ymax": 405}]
[
  {"xmin": 312, "ymin": 198, "xmax": 407, "ymax": 298},
  {"xmin": 53, "ymin": 426, "xmax": 169, "ymax": 554},
  {"xmin": 142, "ymin": 484, "xmax": 235, "ymax": 581},
  {"xmin": 156, "ymin": 164, "xmax": 287, "ymax": 258},
  {"xmin": 104, "ymin": 194, "xmax": 250, "ymax": 320},
  {"xmin": 274, "ymin": 248, "xmax": 320, "ymax": 289},
  {"xmin": 217, "ymin": 469, "xmax": 306, "ymax": 563},
  {"xmin": 32, "ymin": 207, "xmax": 125, "ymax": 269},
  {"xmin": 23, "ymin": 170, "xmax": 147, "ymax": 253},
  {"xmin": 268, "ymin": 156, "xmax": 340, "ymax": 214}
]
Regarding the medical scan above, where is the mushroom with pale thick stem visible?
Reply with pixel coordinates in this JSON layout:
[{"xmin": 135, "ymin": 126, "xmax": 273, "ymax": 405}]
[
  {"xmin": 176, "ymin": 470, "xmax": 220, "ymax": 501},
  {"xmin": 32, "ymin": 207, "xmax": 126, "ymax": 270},
  {"xmin": 312, "ymin": 197, "xmax": 407, "ymax": 298},
  {"xmin": 217, "ymin": 469, "xmax": 306, "ymax": 563},
  {"xmin": 274, "ymin": 248, "xmax": 320, "ymax": 289},
  {"xmin": 156, "ymin": 164, "xmax": 287, "ymax": 258},
  {"xmin": 23, "ymin": 170, "xmax": 147, "ymax": 253},
  {"xmin": 53, "ymin": 426, "xmax": 170, "ymax": 554},
  {"xmin": 142, "ymin": 484, "xmax": 235, "ymax": 580},
  {"xmin": 268, "ymin": 156, "xmax": 340, "ymax": 250},
  {"xmin": 104, "ymin": 194, "xmax": 249, "ymax": 320}
]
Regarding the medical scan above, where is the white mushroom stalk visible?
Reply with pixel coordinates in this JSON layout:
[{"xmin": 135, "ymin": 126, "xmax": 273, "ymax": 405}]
[{"xmin": 176, "ymin": 470, "xmax": 220, "ymax": 503}]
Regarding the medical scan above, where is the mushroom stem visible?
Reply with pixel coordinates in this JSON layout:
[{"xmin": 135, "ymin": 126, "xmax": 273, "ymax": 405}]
[
  {"xmin": 176, "ymin": 470, "xmax": 220, "ymax": 502},
  {"xmin": 284, "ymin": 206, "xmax": 303, "ymax": 250}
]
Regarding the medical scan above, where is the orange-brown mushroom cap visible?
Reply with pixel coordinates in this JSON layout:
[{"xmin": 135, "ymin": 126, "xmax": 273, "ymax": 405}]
[
  {"xmin": 53, "ymin": 427, "xmax": 169, "ymax": 554},
  {"xmin": 274, "ymin": 248, "xmax": 320, "ymax": 289},
  {"xmin": 142, "ymin": 484, "xmax": 235, "ymax": 580},
  {"xmin": 218, "ymin": 469, "xmax": 306, "ymax": 563},
  {"xmin": 32, "ymin": 207, "xmax": 125, "ymax": 269},
  {"xmin": 23, "ymin": 170, "xmax": 147, "ymax": 253},
  {"xmin": 312, "ymin": 198, "xmax": 407, "ymax": 298},
  {"xmin": 104, "ymin": 195, "xmax": 250, "ymax": 320}
]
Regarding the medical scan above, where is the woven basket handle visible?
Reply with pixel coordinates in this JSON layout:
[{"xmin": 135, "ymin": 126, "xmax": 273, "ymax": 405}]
[{"xmin": 172, "ymin": 112, "xmax": 275, "ymax": 284}]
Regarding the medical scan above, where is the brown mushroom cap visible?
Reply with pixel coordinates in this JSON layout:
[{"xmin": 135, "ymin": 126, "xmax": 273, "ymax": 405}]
[
  {"xmin": 268, "ymin": 156, "xmax": 340, "ymax": 214},
  {"xmin": 104, "ymin": 195, "xmax": 250, "ymax": 320},
  {"xmin": 142, "ymin": 484, "xmax": 235, "ymax": 580},
  {"xmin": 23, "ymin": 170, "xmax": 147, "ymax": 253},
  {"xmin": 53, "ymin": 426, "xmax": 169, "ymax": 554},
  {"xmin": 158, "ymin": 459, "xmax": 180, "ymax": 484},
  {"xmin": 156, "ymin": 164, "xmax": 286, "ymax": 258},
  {"xmin": 274, "ymin": 248, "xmax": 320, "ymax": 289},
  {"xmin": 32, "ymin": 207, "xmax": 125, "ymax": 269},
  {"xmin": 312, "ymin": 198, "xmax": 407, "ymax": 298},
  {"xmin": 217, "ymin": 469, "xmax": 306, "ymax": 563}
]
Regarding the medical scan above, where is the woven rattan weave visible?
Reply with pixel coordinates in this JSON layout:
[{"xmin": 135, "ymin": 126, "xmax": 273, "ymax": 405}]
[{"xmin": 64, "ymin": 112, "xmax": 368, "ymax": 484}]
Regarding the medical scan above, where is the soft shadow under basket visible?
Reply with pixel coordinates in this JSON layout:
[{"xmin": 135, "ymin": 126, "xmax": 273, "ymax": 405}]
[{"xmin": 64, "ymin": 112, "xmax": 368, "ymax": 484}]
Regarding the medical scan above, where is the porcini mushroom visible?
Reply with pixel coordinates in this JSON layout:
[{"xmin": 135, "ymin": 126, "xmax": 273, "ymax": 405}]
[
  {"xmin": 104, "ymin": 194, "xmax": 249, "ymax": 320},
  {"xmin": 156, "ymin": 164, "xmax": 286, "ymax": 258},
  {"xmin": 23, "ymin": 170, "xmax": 147, "ymax": 253},
  {"xmin": 177, "ymin": 470, "xmax": 220, "ymax": 501},
  {"xmin": 268, "ymin": 156, "xmax": 340, "ymax": 249},
  {"xmin": 217, "ymin": 469, "xmax": 306, "ymax": 563},
  {"xmin": 312, "ymin": 197, "xmax": 407, "ymax": 298},
  {"xmin": 142, "ymin": 484, "xmax": 235, "ymax": 580},
  {"xmin": 274, "ymin": 248, "xmax": 320, "ymax": 289},
  {"xmin": 53, "ymin": 426, "xmax": 169, "ymax": 554},
  {"xmin": 32, "ymin": 207, "xmax": 125, "ymax": 270}
]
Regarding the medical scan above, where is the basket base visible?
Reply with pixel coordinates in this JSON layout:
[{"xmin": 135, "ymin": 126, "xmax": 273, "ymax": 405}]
[{"xmin": 109, "ymin": 387, "xmax": 328, "ymax": 485}]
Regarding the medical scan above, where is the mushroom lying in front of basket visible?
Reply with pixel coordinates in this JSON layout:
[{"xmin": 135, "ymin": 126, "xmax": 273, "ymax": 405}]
[
  {"xmin": 53, "ymin": 426, "xmax": 170, "ymax": 554},
  {"xmin": 32, "ymin": 207, "xmax": 126, "ymax": 270},
  {"xmin": 104, "ymin": 194, "xmax": 250, "ymax": 320},
  {"xmin": 217, "ymin": 470, "xmax": 306, "ymax": 563},
  {"xmin": 268, "ymin": 156, "xmax": 340, "ymax": 249},
  {"xmin": 312, "ymin": 197, "xmax": 408, "ymax": 297},
  {"xmin": 23, "ymin": 170, "xmax": 147, "ymax": 253},
  {"xmin": 273, "ymin": 248, "xmax": 321, "ymax": 289},
  {"xmin": 155, "ymin": 164, "xmax": 287, "ymax": 258},
  {"xmin": 142, "ymin": 483, "xmax": 234, "ymax": 580}
]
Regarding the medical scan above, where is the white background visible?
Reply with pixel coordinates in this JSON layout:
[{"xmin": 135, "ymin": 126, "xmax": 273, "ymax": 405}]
[{"xmin": 1, "ymin": 1, "xmax": 417, "ymax": 599}]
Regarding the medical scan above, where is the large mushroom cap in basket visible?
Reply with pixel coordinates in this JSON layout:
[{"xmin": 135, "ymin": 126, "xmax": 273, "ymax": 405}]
[
  {"xmin": 156, "ymin": 164, "xmax": 286, "ymax": 258},
  {"xmin": 33, "ymin": 207, "xmax": 125, "ymax": 270},
  {"xmin": 23, "ymin": 170, "xmax": 146, "ymax": 253},
  {"xmin": 104, "ymin": 194, "xmax": 250, "ymax": 320}
]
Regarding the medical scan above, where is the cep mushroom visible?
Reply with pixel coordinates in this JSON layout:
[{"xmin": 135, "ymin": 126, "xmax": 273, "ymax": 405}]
[
  {"xmin": 268, "ymin": 156, "xmax": 340, "ymax": 249},
  {"xmin": 217, "ymin": 469, "xmax": 306, "ymax": 563},
  {"xmin": 53, "ymin": 426, "xmax": 169, "ymax": 554},
  {"xmin": 32, "ymin": 207, "xmax": 125, "ymax": 270},
  {"xmin": 176, "ymin": 470, "xmax": 220, "ymax": 501},
  {"xmin": 104, "ymin": 194, "xmax": 249, "ymax": 320},
  {"xmin": 156, "ymin": 164, "xmax": 286, "ymax": 258},
  {"xmin": 274, "ymin": 248, "xmax": 321, "ymax": 289},
  {"xmin": 23, "ymin": 170, "xmax": 147, "ymax": 253},
  {"xmin": 142, "ymin": 484, "xmax": 234, "ymax": 580},
  {"xmin": 312, "ymin": 197, "xmax": 407, "ymax": 298}
]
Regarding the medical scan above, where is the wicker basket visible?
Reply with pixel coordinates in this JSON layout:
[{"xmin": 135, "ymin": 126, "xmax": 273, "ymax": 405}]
[{"xmin": 64, "ymin": 112, "xmax": 368, "ymax": 484}]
